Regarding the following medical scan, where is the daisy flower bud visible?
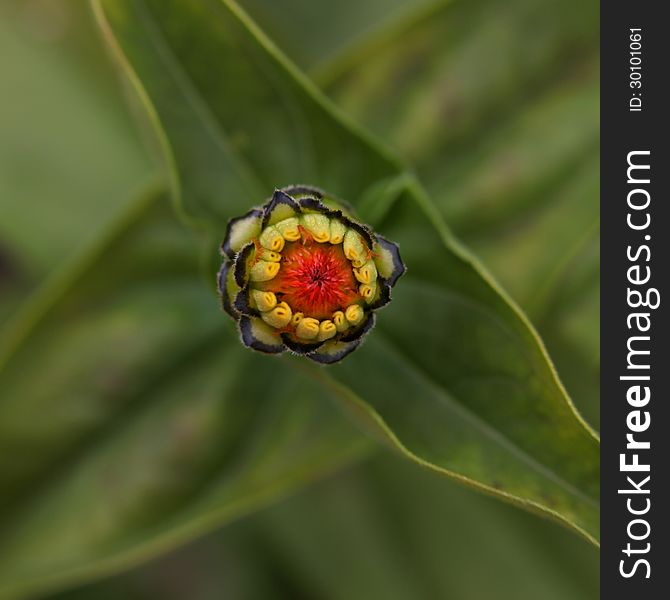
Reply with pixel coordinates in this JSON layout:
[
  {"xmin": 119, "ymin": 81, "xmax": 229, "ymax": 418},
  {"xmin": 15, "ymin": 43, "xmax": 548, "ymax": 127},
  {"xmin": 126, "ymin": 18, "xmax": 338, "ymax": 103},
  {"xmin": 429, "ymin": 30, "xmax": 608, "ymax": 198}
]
[{"xmin": 218, "ymin": 186, "xmax": 405, "ymax": 364}]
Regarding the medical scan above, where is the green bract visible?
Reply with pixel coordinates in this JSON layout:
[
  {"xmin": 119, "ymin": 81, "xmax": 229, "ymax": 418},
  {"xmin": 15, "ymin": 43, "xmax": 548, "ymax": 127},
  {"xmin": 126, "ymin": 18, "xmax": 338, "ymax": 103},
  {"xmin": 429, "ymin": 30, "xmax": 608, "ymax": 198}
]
[{"xmin": 218, "ymin": 186, "xmax": 405, "ymax": 364}]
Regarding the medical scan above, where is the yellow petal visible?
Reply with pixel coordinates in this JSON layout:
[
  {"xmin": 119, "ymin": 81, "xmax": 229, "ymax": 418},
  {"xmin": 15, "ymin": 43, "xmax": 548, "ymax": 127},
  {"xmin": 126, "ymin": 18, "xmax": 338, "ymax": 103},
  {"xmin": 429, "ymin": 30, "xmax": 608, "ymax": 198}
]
[
  {"xmin": 301, "ymin": 213, "xmax": 330, "ymax": 243},
  {"xmin": 343, "ymin": 229, "xmax": 366, "ymax": 263},
  {"xmin": 275, "ymin": 217, "xmax": 301, "ymax": 241},
  {"xmin": 317, "ymin": 320, "xmax": 338, "ymax": 341},
  {"xmin": 295, "ymin": 317, "xmax": 320, "ymax": 340},
  {"xmin": 359, "ymin": 282, "xmax": 377, "ymax": 302},
  {"xmin": 354, "ymin": 260, "xmax": 378, "ymax": 284},
  {"xmin": 251, "ymin": 290, "xmax": 277, "ymax": 312},
  {"xmin": 344, "ymin": 304, "xmax": 364, "ymax": 326},
  {"xmin": 332, "ymin": 310, "xmax": 349, "ymax": 332},
  {"xmin": 259, "ymin": 226, "xmax": 285, "ymax": 252},
  {"xmin": 261, "ymin": 249, "xmax": 282, "ymax": 262},
  {"xmin": 249, "ymin": 260, "xmax": 280, "ymax": 282},
  {"xmin": 261, "ymin": 301, "xmax": 292, "ymax": 328},
  {"xmin": 329, "ymin": 219, "xmax": 347, "ymax": 245}
]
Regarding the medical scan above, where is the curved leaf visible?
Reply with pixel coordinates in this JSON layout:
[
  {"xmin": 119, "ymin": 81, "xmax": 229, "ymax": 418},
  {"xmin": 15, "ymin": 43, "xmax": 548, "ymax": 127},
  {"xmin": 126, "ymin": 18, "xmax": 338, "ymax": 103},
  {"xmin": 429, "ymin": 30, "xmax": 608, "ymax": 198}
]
[
  {"xmin": 0, "ymin": 4, "xmax": 153, "ymax": 326},
  {"xmin": 93, "ymin": 0, "xmax": 599, "ymax": 544},
  {"xmin": 0, "ymin": 187, "xmax": 367, "ymax": 598},
  {"xmin": 40, "ymin": 453, "xmax": 601, "ymax": 600},
  {"xmin": 322, "ymin": 0, "xmax": 598, "ymax": 163},
  {"xmin": 240, "ymin": 0, "xmax": 441, "ymax": 73},
  {"xmin": 245, "ymin": 454, "xmax": 599, "ymax": 600},
  {"xmin": 315, "ymin": 0, "xmax": 600, "ymax": 425}
]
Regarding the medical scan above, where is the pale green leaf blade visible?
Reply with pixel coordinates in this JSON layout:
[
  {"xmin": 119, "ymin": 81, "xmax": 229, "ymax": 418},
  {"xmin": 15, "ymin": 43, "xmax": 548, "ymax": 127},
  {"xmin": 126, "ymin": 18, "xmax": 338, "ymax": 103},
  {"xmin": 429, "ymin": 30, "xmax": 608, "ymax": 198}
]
[
  {"xmin": 0, "ymin": 187, "xmax": 366, "ymax": 599},
  {"xmin": 314, "ymin": 0, "xmax": 600, "ymax": 424},
  {"xmin": 93, "ymin": 0, "xmax": 599, "ymax": 544}
]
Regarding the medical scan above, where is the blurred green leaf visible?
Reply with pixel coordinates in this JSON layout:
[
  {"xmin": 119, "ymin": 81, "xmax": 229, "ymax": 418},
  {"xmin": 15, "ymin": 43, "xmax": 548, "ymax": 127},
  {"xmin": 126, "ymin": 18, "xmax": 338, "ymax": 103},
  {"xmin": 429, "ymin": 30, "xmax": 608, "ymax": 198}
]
[
  {"xmin": 0, "ymin": 3, "xmax": 153, "ymax": 285},
  {"xmin": 240, "ymin": 0, "xmax": 441, "ymax": 74},
  {"xmin": 245, "ymin": 453, "xmax": 599, "ymax": 600},
  {"xmin": 322, "ymin": 0, "xmax": 598, "ymax": 164},
  {"xmin": 313, "ymin": 0, "xmax": 600, "ymax": 425},
  {"xmin": 0, "ymin": 186, "xmax": 367, "ymax": 599},
  {"xmin": 51, "ymin": 452, "xmax": 599, "ymax": 600},
  {"xmin": 93, "ymin": 0, "xmax": 599, "ymax": 545}
]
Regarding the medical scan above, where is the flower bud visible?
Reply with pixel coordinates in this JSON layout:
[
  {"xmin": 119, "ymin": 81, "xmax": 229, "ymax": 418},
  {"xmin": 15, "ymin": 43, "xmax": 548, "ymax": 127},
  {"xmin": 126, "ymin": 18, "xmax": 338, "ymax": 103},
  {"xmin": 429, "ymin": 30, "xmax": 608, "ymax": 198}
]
[{"xmin": 218, "ymin": 186, "xmax": 405, "ymax": 363}]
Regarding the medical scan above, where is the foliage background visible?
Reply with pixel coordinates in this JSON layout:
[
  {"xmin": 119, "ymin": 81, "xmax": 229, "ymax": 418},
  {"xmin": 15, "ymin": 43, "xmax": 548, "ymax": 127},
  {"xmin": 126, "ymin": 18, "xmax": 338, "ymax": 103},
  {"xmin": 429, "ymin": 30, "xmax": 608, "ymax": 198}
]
[{"xmin": 0, "ymin": 0, "xmax": 599, "ymax": 598}]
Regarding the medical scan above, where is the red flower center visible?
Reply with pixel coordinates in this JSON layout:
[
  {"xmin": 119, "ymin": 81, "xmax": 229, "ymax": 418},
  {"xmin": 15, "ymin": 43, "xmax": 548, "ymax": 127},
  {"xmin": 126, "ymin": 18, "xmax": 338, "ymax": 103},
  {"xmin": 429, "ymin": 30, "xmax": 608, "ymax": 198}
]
[{"xmin": 268, "ymin": 240, "xmax": 360, "ymax": 319}]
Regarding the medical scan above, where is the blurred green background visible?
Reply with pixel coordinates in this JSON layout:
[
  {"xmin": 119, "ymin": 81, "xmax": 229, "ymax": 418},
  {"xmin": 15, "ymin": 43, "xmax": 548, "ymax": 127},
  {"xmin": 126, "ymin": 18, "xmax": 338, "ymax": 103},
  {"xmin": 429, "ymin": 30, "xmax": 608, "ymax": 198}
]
[{"xmin": 0, "ymin": 0, "xmax": 599, "ymax": 598}]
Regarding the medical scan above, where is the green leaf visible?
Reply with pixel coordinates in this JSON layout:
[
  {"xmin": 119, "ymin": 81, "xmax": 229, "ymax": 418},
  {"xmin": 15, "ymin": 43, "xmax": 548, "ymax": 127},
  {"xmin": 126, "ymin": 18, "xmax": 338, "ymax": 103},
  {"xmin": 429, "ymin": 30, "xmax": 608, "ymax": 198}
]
[
  {"xmin": 0, "ymin": 4, "xmax": 152, "ymax": 285},
  {"xmin": 313, "ymin": 0, "xmax": 600, "ymax": 425},
  {"xmin": 93, "ymin": 0, "xmax": 599, "ymax": 545},
  {"xmin": 240, "ymin": 0, "xmax": 441, "ymax": 73},
  {"xmin": 0, "ymin": 186, "xmax": 367, "ymax": 599},
  {"xmin": 39, "ymin": 452, "xmax": 601, "ymax": 600},
  {"xmin": 245, "ymin": 453, "xmax": 599, "ymax": 600},
  {"xmin": 322, "ymin": 0, "xmax": 598, "ymax": 163}
]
